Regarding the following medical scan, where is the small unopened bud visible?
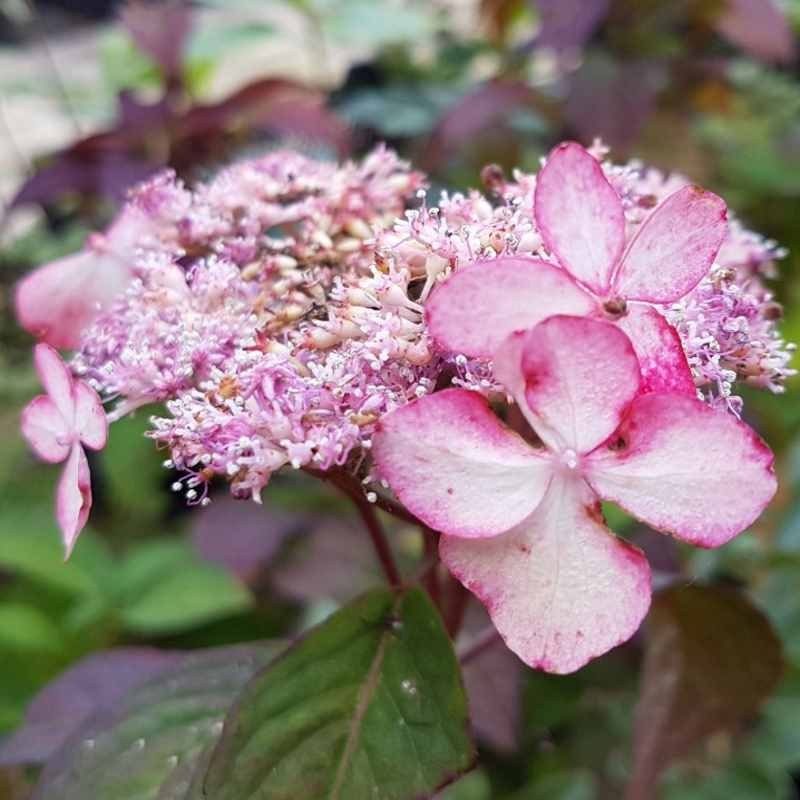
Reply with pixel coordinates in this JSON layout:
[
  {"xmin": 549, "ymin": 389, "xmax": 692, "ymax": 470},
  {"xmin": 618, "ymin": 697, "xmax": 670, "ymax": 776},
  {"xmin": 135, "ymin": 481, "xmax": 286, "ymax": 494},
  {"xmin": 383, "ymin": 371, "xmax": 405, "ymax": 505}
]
[
  {"xmin": 312, "ymin": 230, "xmax": 333, "ymax": 250},
  {"xmin": 218, "ymin": 376, "xmax": 239, "ymax": 399},
  {"xmin": 306, "ymin": 328, "xmax": 340, "ymax": 349},
  {"xmin": 307, "ymin": 282, "xmax": 327, "ymax": 304},
  {"xmin": 345, "ymin": 218, "xmax": 373, "ymax": 240},
  {"xmin": 487, "ymin": 231, "xmax": 506, "ymax": 253},
  {"xmin": 265, "ymin": 340, "xmax": 290, "ymax": 356},
  {"xmin": 713, "ymin": 267, "xmax": 736, "ymax": 285},
  {"xmin": 404, "ymin": 339, "xmax": 432, "ymax": 365},
  {"xmin": 347, "ymin": 288, "xmax": 379, "ymax": 307},
  {"xmin": 273, "ymin": 255, "xmax": 298, "ymax": 272},
  {"xmin": 425, "ymin": 254, "xmax": 449, "ymax": 280},
  {"xmin": 241, "ymin": 261, "xmax": 262, "ymax": 281},
  {"xmin": 387, "ymin": 173, "xmax": 411, "ymax": 192},
  {"xmin": 480, "ymin": 163, "xmax": 506, "ymax": 193},
  {"xmin": 332, "ymin": 319, "xmax": 363, "ymax": 339},
  {"xmin": 336, "ymin": 237, "xmax": 362, "ymax": 253},
  {"xmin": 281, "ymin": 303, "xmax": 308, "ymax": 322},
  {"xmin": 375, "ymin": 252, "xmax": 392, "ymax": 273},
  {"xmin": 350, "ymin": 412, "xmax": 378, "ymax": 426},
  {"xmin": 377, "ymin": 283, "xmax": 412, "ymax": 308},
  {"xmin": 517, "ymin": 231, "xmax": 542, "ymax": 253},
  {"xmin": 762, "ymin": 301, "xmax": 783, "ymax": 321}
]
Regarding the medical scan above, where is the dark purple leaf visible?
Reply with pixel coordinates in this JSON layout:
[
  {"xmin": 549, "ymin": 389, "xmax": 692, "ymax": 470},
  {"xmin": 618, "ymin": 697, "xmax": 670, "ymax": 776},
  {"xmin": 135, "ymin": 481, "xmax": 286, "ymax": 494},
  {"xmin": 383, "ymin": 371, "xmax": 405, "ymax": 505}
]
[
  {"xmin": 565, "ymin": 54, "xmax": 664, "ymax": 151},
  {"xmin": 11, "ymin": 147, "xmax": 159, "ymax": 211},
  {"xmin": 190, "ymin": 497, "xmax": 308, "ymax": 584},
  {"xmin": 459, "ymin": 606, "xmax": 522, "ymax": 753},
  {"xmin": 533, "ymin": 0, "xmax": 610, "ymax": 51},
  {"xmin": 627, "ymin": 585, "xmax": 783, "ymax": 800},
  {"xmin": 271, "ymin": 516, "xmax": 385, "ymax": 603},
  {"xmin": 116, "ymin": 90, "xmax": 172, "ymax": 130},
  {"xmin": 714, "ymin": 0, "xmax": 796, "ymax": 64},
  {"xmin": 120, "ymin": 0, "xmax": 194, "ymax": 80},
  {"xmin": 630, "ymin": 527, "xmax": 681, "ymax": 579},
  {"xmin": 425, "ymin": 79, "xmax": 555, "ymax": 168},
  {"xmin": 31, "ymin": 644, "xmax": 282, "ymax": 800},
  {"xmin": 0, "ymin": 648, "xmax": 180, "ymax": 766},
  {"xmin": 175, "ymin": 78, "xmax": 351, "ymax": 164},
  {"xmin": 11, "ymin": 79, "xmax": 349, "ymax": 214}
]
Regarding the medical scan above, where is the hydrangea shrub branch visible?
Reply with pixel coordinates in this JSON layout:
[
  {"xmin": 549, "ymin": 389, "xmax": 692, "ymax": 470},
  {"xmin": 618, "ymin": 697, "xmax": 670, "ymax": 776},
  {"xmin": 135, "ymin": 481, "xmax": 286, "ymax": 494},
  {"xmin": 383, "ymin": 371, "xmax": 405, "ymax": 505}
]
[{"xmin": 17, "ymin": 140, "xmax": 792, "ymax": 673}]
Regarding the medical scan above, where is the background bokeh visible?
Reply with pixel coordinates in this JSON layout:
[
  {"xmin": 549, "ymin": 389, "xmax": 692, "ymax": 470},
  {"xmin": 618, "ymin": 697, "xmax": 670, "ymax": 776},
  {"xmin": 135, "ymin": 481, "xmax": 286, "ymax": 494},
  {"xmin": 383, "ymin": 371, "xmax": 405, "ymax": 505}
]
[{"xmin": 1, "ymin": 1, "xmax": 799, "ymax": 798}]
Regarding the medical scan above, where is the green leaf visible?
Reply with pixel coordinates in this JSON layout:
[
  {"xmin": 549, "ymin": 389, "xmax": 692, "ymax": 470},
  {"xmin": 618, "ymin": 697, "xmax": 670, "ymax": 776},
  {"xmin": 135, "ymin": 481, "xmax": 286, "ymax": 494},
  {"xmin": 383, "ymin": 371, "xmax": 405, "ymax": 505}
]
[
  {"xmin": 0, "ymin": 507, "xmax": 103, "ymax": 597},
  {"xmin": 338, "ymin": 86, "xmax": 460, "ymax": 138},
  {"xmin": 117, "ymin": 540, "xmax": 253, "ymax": 635},
  {"xmin": 320, "ymin": 0, "xmax": 438, "ymax": 47},
  {"xmin": 627, "ymin": 586, "xmax": 783, "ymax": 800},
  {"xmin": 436, "ymin": 770, "xmax": 491, "ymax": 799},
  {"xmin": 0, "ymin": 604, "xmax": 63, "ymax": 654},
  {"xmin": 204, "ymin": 586, "xmax": 475, "ymax": 799},
  {"xmin": 524, "ymin": 671, "xmax": 584, "ymax": 732},
  {"xmin": 514, "ymin": 769, "xmax": 596, "ymax": 800},
  {"xmin": 755, "ymin": 563, "xmax": 800, "ymax": 663},
  {"xmin": 100, "ymin": 411, "xmax": 170, "ymax": 524},
  {"xmin": 99, "ymin": 31, "xmax": 162, "ymax": 95},
  {"xmin": 663, "ymin": 756, "xmax": 792, "ymax": 800},
  {"xmin": 746, "ymin": 664, "xmax": 800, "ymax": 772},
  {"xmin": 33, "ymin": 644, "xmax": 282, "ymax": 800},
  {"xmin": 187, "ymin": 22, "xmax": 275, "ymax": 62}
]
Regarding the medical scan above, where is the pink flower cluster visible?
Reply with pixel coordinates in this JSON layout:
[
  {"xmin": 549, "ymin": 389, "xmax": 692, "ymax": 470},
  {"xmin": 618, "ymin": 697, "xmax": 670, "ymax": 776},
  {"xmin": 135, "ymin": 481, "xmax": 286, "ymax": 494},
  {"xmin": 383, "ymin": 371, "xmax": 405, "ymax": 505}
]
[{"xmin": 16, "ymin": 141, "xmax": 790, "ymax": 671}]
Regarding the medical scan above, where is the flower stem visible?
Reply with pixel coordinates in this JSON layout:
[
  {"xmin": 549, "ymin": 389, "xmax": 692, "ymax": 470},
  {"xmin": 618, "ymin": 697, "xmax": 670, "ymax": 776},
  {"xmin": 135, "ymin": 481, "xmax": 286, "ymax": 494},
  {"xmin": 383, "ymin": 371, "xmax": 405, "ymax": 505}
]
[
  {"xmin": 421, "ymin": 529, "xmax": 441, "ymax": 608},
  {"xmin": 305, "ymin": 467, "xmax": 422, "ymax": 526},
  {"xmin": 351, "ymin": 490, "xmax": 402, "ymax": 588},
  {"xmin": 444, "ymin": 577, "xmax": 470, "ymax": 637},
  {"xmin": 315, "ymin": 468, "xmax": 402, "ymax": 588}
]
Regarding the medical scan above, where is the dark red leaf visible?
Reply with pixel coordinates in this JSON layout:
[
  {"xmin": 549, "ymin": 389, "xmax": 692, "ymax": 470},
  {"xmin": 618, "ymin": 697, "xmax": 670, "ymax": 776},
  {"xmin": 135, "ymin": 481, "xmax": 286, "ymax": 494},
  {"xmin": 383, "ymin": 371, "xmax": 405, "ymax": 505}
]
[
  {"xmin": 175, "ymin": 78, "xmax": 351, "ymax": 163},
  {"xmin": 119, "ymin": 0, "xmax": 194, "ymax": 80},
  {"xmin": 271, "ymin": 516, "xmax": 386, "ymax": 604},
  {"xmin": 460, "ymin": 606, "xmax": 522, "ymax": 753},
  {"xmin": 10, "ymin": 78, "xmax": 350, "ymax": 214},
  {"xmin": 0, "ymin": 648, "xmax": 180, "ymax": 766},
  {"xmin": 29, "ymin": 644, "xmax": 281, "ymax": 800},
  {"xmin": 425, "ymin": 79, "xmax": 556, "ymax": 169},
  {"xmin": 565, "ymin": 54, "xmax": 663, "ymax": 151},
  {"xmin": 627, "ymin": 585, "xmax": 783, "ymax": 800},
  {"xmin": 533, "ymin": 0, "xmax": 610, "ymax": 51},
  {"xmin": 190, "ymin": 497, "xmax": 309, "ymax": 585},
  {"xmin": 714, "ymin": 0, "xmax": 796, "ymax": 64},
  {"xmin": 10, "ymin": 110, "xmax": 162, "ymax": 211}
]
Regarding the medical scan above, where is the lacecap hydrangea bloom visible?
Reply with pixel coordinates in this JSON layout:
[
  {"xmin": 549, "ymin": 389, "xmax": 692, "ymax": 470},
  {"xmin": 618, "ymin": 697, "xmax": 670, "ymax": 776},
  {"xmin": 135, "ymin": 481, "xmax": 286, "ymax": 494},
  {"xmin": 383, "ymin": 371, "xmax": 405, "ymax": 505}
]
[{"xmin": 16, "ymin": 141, "xmax": 791, "ymax": 671}]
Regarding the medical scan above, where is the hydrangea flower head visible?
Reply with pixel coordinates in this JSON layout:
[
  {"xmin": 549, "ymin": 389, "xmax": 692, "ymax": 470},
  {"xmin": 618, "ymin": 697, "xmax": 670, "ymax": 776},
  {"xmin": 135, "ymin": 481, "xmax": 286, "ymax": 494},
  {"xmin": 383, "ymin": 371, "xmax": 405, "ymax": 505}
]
[
  {"xmin": 373, "ymin": 315, "xmax": 776, "ymax": 673},
  {"xmin": 20, "ymin": 344, "xmax": 108, "ymax": 555},
  {"xmin": 427, "ymin": 142, "xmax": 729, "ymax": 395},
  {"xmin": 13, "ymin": 141, "xmax": 790, "ymax": 583}
]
